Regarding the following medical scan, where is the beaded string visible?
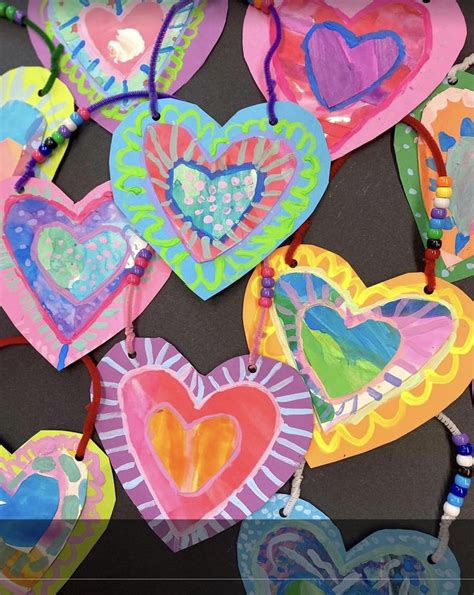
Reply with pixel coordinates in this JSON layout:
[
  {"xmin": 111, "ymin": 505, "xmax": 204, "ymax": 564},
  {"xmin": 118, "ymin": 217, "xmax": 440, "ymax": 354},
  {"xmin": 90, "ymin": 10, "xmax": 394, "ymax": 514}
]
[
  {"xmin": 401, "ymin": 115, "xmax": 451, "ymax": 295},
  {"xmin": 0, "ymin": 3, "xmax": 64, "ymax": 97},
  {"xmin": 247, "ymin": 259, "xmax": 275, "ymax": 373},
  {"xmin": 0, "ymin": 335, "xmax": 102, "ymax": 461}
]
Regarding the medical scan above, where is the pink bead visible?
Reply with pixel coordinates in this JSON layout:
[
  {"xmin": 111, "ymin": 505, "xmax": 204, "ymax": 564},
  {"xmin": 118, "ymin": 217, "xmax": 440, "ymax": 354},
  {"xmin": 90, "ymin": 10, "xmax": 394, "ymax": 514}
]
[
  {"xmin": 262, "ymin": 266, "xmax": 275, "ymax": 278},
  {"xmin": 259, "ymin": 297, "xmax": 273, "ymax": 308},
  {"xmin": 134, "ymin": 257, "xmax": 149, "ymax": 269},
  {"xmin": 77, "ymin": 107, "xmax": 91, "ymax": 121},
  {"xmin": 127, "ymin": 274, "xmax": 141, "ymax": 286},
  {"xmin": 32, "ymin": 150, "xmax": 46, "ymax": 163}
]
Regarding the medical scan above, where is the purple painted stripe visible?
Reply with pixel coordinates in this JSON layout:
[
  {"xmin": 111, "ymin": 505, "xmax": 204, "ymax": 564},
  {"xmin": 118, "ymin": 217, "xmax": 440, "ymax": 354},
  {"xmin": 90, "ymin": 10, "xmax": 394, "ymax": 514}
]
[
  {"xmin": 384, "ymin": 372, "xmax": 402, "ymax": 387},
  {"xmin": 367, "ymin": 387, "xmax": 383, "ymax": 401}
]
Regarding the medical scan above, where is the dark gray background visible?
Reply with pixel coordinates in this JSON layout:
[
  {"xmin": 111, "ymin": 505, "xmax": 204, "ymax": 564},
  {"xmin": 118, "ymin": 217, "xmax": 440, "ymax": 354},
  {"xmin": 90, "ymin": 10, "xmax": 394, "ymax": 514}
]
[{"xmin": 1, "ymin": 1, "xmax": 473, "ymax": 592}]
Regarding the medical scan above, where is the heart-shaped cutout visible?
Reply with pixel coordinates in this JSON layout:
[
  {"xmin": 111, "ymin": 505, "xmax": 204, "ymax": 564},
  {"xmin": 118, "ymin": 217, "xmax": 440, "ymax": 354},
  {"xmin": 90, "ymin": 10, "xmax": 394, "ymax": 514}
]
[
  {"xmin": 28, "ymin": 0, "xmax": 228, "ymax": 132},
  {"xmin": 237, "ymin": 495, "xmax": 460, "ymax": 594},
  {"xmin": 243, "ymin": 0, "xmax": 467, "ymax": 158},
  {"xmin": 395, "ymin": 71, "xmax": 474, "ymax": 283},
  {"xmin": 0, "ymin": 178, "xmax": 171, "ymax": 369},
  {"xmin": 0, "ymin": 67, "xmax": 74, "ymax": 180},
  {"xmin": 0, "ymin": 431, "xmax": 115, "ymax": 592},
  {"xmin": 111, "ymin": 98, "xmax": 330, "ymax": 299},
  {"xmin": 95, "ymin": 338, "xmax": 313, "ymax": 551},
  {"xmin": 243, "ymin": 245, "xmax": 473, "ymax": 466}
]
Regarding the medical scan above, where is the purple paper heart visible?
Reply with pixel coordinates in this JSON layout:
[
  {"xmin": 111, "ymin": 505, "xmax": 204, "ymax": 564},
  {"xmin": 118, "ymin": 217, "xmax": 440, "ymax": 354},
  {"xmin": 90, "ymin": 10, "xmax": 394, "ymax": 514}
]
[{"xmin": 303, "ymin": 21, "xmax": 405, "ymax": 110}]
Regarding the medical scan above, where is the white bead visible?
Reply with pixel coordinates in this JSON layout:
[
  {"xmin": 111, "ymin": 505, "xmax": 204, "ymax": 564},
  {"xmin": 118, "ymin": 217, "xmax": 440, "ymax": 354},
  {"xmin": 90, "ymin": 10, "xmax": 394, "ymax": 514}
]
[
  {"xmin": 443, "ymin": 502, "xmax": 461, "ymax": 517},
  {"xmin": 63, "ymin": 117, "xmax": 78, "ymax": 132},
  {"xmin": 434, "ymin": 197, "xmax": 450, "ymax": 209},
  {"xmin": 456, "ymin": 454, "xmax": 473, "ymax": 467}
]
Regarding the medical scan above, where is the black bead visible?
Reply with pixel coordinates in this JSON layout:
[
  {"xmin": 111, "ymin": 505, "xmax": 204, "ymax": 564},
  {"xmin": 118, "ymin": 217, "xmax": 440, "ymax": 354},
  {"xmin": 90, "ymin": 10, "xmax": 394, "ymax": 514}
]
[
  {"xmin": 427, "ymin": 238, "xmax": 442, "ymax": 249},
  {"xmin": 44, "ymin": 136, "xmax": 58, "ymax": 150},
  {"xmin": 457, "ymin": 466, "xmax": 472, "ymax": 478}
]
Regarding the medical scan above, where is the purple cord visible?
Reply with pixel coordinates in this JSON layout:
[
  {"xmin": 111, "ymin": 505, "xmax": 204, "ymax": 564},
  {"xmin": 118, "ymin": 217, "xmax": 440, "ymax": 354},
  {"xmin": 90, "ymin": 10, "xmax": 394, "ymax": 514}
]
[
  {"xmin": 89, "ymin": 90, "xmax": 174, "ymax": 113},
  {"xmin": 14, "ymin": 158, "xmax": 36, "ymax": 193},
  {"xmin": 264, "ymin": 5, "xmax": 283, "ymax": 125},
  {"xmin": 148, "ymin": 0, "xmax": 194, "ymax": 120}
]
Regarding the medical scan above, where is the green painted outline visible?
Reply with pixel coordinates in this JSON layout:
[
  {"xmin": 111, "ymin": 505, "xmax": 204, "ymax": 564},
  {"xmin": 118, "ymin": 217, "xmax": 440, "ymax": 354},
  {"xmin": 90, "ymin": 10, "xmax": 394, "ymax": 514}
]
[
  {"xmin": 114, "ymin": 103, "xmax": 322, "ymax": 293},
  {"xmin": 394, "ymin": 71, "xmax": 474, "ymax": 282},
  {"xmin": 41, "ymin": 0, "xmax": 205, "ymax": 124}
]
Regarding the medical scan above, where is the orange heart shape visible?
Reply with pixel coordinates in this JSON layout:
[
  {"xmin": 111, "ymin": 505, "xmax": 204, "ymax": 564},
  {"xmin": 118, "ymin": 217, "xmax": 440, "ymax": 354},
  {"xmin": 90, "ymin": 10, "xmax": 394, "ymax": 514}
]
[{"xmin": 148, "ymin": 408, "xmax": 237, "ymax": 493}]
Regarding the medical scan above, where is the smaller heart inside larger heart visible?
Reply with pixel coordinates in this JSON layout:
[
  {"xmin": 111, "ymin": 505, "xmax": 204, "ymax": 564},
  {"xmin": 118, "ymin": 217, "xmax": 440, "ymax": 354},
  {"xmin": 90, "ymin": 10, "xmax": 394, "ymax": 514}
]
[
  {"xmin": 303, "ymin": 21, "xmax": 405, "ymax": 110},
  {"xmin": 302, "ymin": 305, "xmax": 401, "ymax": 399},
  {"xmin": 148, "ymin": 408, "xmax": 237, "ymax": 493},
  {"xmin": 81, "ymin": 3, "xmax": 164, "ymax": 78},
  {"xmin": 35, "ymin": 225, "xmax": 128, "ymax": 302}
]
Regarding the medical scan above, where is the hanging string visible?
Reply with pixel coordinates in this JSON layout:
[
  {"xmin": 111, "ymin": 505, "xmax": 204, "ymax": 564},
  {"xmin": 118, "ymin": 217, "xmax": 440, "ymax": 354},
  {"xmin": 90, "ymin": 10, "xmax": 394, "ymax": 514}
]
[
  {"xmin": 248, "ymin": 258, "xmax": 275, "ymax": 373},
  {"xmin": 0, "ymin": 335, "xmax": 102, "ymax": 461},
  {"xmin": 447, "ymin": 53, "xmax": 474, "ymax": 84},
  {"xmin": 264, "ymin": 6, "xmax": 282, "ymax": 125},
  {"xmin": 285, "ymin": 154, "xmax": 350, "ymax": 266},
  {"xmin": 281, "ymin": 461, "xmax": 305, "ymax": 517},
  {"xmin": 0, "ymin": 3, "xmax": 64, "ymax": 96}
]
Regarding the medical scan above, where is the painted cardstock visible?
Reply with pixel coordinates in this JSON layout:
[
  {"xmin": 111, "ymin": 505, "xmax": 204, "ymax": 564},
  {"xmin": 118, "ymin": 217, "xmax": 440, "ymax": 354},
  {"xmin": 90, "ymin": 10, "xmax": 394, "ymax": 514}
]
[
  {"xmin": 243, "ymin": 0, "xmax": 467, "ymax": 158},
  {"xmin": 243, "ymin": 245, "xmax": 473, "ymax": 467},
  {"xmin": 110, "ymin": 98, "xmax": 330, "ymax": 299},
  {"xmin": 395, "ymin": 71, "xmax": 474, "ymax": 282},
  {"xmin": 95, "ymin": 337, "xmax": 313, "ymax": 551},
  {"xmin": 237, "ymin": 494, "xmax": 460, "ymax": 594},
  {"xmin": 0, "ymin": 431, "xmax": 115, "ymax": 594},
  {"xmin": 28, "ymin": 0, "xmax": 228, "ymax": 132},
  {"xmin": 0, "ymin": 178, "xmax": 171, "ymax": 369},
  {"xmin": 0, "ymin": 67, "xmax": 74, "ymax": 182}
]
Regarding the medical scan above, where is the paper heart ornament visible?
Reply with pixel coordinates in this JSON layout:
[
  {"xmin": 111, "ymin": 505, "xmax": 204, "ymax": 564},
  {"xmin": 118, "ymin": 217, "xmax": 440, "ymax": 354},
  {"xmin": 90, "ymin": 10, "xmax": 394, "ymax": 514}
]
[
  {"xmin": 95, "ymin": 338, "xmax": 313, "ymax": 551},
  {"xmin": 28, "ymin": 0, "xmax": 228, "ymax": 132},
  {"xmin": 243, "ymin": 0, "xmax": 466, "ymax": 158},
  {"xmin": 0, "ymin": 178, "xmax": 171, "ymax": 369},
  {"xmin": 110, "ymin": 98, "xmax": 330, "ymax": 299},
  {"xmin": 395, "ymin": 71, "xmax": 474, "ymax": 283},
  {"xmin": 243, "ymin": 245, "xmax": 473, "ymax": 467},
  {"xmin": 237, "ymin": 495, "xmax": 460, "ymax": 595},
  {"xmin": 0, "ymin": 67, "xmax": 74, "ymax": 181},
  {"xmin": 0, "ymin": 431, "xmax": 115, "ymax": 593}
]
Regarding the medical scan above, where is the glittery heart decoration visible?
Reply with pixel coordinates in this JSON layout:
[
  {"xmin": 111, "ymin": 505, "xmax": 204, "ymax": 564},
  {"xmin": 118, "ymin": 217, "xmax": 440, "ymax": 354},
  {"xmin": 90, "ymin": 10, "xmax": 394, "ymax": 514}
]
[
  {"xmin": 0, "ymin": 178, "xmax": 170, "ymax": 369},
  {"xmin": 95, "ymin": 338, "xmax": 313, "ymax": 551},
  {"xmin": 243, "ymin": 0, "xmax": 466, "ymax": 158},
  {"xmin": 243, "ymin": 245, "xmax": 473, "ymax": 466},
  {"xmin": 111, "ymin": 98, "xmax": 330, "ymax": 299}
]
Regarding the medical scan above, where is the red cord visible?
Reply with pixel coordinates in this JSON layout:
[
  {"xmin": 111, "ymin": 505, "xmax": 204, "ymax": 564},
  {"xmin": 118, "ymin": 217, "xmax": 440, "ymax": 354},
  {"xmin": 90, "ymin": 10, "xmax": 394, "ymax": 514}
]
[
  {"xmin": 0, "ymin": 336, "xmax": 101, "ymax": 460},
  {"xmin": 285, "ymin": 153, "xmax": 351, "ymax": 266}
]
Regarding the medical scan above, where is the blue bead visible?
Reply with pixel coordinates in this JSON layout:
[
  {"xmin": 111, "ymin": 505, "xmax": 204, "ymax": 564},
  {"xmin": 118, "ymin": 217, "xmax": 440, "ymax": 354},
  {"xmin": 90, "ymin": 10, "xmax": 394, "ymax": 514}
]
[
  {"xmin": 38, "ymin": 143, "xmax": 52, "ymax": 156},
  {"xmin": 429, "ymin": 217, "xmax": 443, "ymax": 229},
  {"xmin": 131, "ymin": 265, "xmax": 144, "ymax": 277},
  {"xmin": 455, "ymin": 474, "xmax": 471, "ymax": 489},
  {"xmin": 447, "ymin": 493, "xmax": 464, "ymax": 507},
  {"xmin": 137, "ymin": 248, "xmax": 153, "ymax": 261},
  {"xmin": 262, "ymin": 277, "xmax": 275, "ymax": 288},
  {"xmin": 450, "ymin": 483, "xmax": 467, "ymax": 498},
  {"xmin": 70, "ymin": 112, "xmax": 84, "ymax": 126},
  {"xmin": 457, "ymin": 443, "xmax": 473, "ymax": 455}
]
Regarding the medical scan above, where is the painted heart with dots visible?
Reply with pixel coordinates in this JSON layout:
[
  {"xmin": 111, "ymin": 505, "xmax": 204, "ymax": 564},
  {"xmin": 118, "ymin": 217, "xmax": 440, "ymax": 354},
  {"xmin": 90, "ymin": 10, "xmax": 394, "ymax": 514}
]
[
  {"xmin": 28, "ymin": 0, "xmax": 228, "ymax": 132},
  {"xmin": 95, "ymin": 338, "xmax": 314, "ymax": 551},
  {"xmin": 0, "ymin": 178, "xmax": 170, "ymax": 369},
  {"xmin": 243, "ymin": 0, "xmax": 467, "ymax": 158},
  {"xmin": 237, "ymin": 495, "xmax": 460, "ymax": 595},
  {"xmin": 110, "ymin": 98, "xmax": 330, "ymax": 299}
]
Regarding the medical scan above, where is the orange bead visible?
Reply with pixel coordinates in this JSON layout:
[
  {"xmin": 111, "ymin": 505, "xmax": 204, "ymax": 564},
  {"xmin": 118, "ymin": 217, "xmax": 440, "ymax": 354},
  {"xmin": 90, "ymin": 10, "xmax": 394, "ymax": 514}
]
[{"xmin": 437, "ymin": 176, "xmax": 452, "ymax": 188}]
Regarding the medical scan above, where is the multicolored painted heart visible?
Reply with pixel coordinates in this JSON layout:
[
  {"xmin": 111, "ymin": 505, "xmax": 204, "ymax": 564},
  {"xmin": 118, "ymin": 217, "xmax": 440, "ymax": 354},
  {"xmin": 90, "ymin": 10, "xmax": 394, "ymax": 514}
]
[
  {"xmin": 243, "ymin": 0, "xmax": 467, "ymax": 158},
  {"xmin": 0, "ymin": 67, "xmax": 74, "ymax": 181},
  {"xmin": 110, "ymin": 98, "xmax": 330, "ymax": 299},
  {"xmin": 0, "ymin": 178, "xmax": 171, "ymax": 369},
  {"xmin": 28, "ymin": 0, "xmax": 228, "ymax": 132},
  {"xmin": 0, "ymin": 431, "xmax": 115, "ymax": 593},
  {"xmin": 95, "ymin": 338, "xmax": 313, "ymax": 551},
  {"xmin": 243, "ymin": 245, "xmax": 474, "ymax": 467},
  {"xmin": 237, "ymin": 495, "xmax": 460, "ymax": 595}
]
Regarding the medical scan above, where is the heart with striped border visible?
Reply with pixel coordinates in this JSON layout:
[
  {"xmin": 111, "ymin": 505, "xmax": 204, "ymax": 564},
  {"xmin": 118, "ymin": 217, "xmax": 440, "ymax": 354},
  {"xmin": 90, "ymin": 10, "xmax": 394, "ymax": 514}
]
[{"xmin": 94, "ymin": 338, "xmax": 313, "ymax": 551}]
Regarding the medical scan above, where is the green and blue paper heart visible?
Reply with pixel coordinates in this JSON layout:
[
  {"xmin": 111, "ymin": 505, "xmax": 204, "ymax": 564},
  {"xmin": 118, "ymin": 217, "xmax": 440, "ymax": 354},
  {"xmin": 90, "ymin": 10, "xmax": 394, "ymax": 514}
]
[{"xmin": 110, "ymin": 99, "xmax": 330, "ymax": 299}]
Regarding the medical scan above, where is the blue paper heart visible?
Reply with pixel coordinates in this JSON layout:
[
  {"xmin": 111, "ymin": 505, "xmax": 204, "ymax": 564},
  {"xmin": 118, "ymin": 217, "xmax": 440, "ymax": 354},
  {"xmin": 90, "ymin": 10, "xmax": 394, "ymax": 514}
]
[
  {"xmin": 238, "ymin": 495, "xmax": 460, "ymax": 595},
  {"xmin": 110, "ymin": 99, "xmax": 330, "ymax": 300},
  {"xmin": 0, "ymin": 474, "xmax": 59, "ymax": 548}
]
